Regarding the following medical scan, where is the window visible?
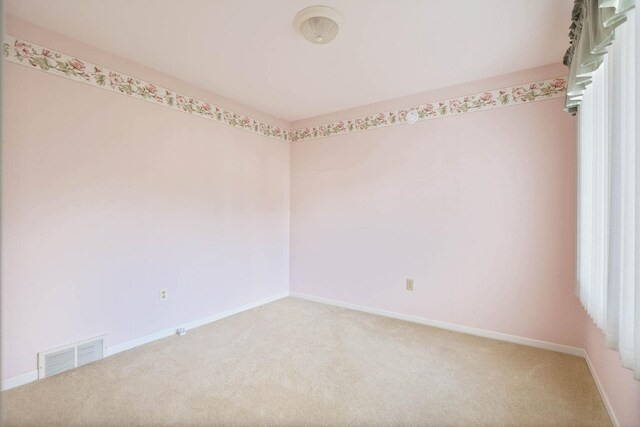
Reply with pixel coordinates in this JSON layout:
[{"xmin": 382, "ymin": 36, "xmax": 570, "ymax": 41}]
[{"xmin": 573, "ymin": 4, "xmax": 638, "ymax": 379}]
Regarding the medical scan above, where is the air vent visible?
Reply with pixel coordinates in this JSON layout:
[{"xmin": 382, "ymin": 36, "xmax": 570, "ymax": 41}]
[
  {"xmin": 43, "ymin": 348, "xmax": 75, "ymax": 378},
  {"xmin": 77, "ymin": 339, "xmax": 104, "ymax": 367},
  {"xmin": 38, "ymin": 335, "xmax": 106, "ymax": 379}
]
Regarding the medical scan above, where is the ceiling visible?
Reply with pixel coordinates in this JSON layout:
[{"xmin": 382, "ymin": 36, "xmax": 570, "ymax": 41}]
[{"xmin": 6, "ymin": 0, "xmax": 573, "ymax": 122}]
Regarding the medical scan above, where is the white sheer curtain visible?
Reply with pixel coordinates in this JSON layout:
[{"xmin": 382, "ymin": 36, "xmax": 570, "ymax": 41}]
[{"xmin": 577, "ymin": 7, "xmax": 639, "ymax": 379}]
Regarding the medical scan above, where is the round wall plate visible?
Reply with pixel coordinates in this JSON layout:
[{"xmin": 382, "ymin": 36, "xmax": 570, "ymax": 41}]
[{"xmin": 406, "ymin": 110, "xmax": 418, "ymax": 124}]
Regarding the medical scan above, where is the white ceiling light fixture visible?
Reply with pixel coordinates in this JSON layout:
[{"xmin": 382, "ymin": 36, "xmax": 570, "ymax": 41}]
[{"xmin": 294, "ymin": 6, "xmax": 342, "ymax": 45}]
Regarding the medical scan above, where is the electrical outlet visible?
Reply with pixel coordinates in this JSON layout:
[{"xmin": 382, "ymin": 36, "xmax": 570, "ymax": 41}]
[
  {"xmin": 406, "ymin": 279, "xmax": 414, "ymax": 291},
  {"xmin": 160, "ymin": 288, "xmax": 168, "ymax": 301}
]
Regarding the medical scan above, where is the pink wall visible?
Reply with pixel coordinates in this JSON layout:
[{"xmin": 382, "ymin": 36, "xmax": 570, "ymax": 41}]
[
  {"xmin": 1, "ymin": 18, "xmax": 290, "ymax": 381},
  {"xmin": 4, "ymin": 17, "xmax": 639, "ymax": 426},
  {"xmin": 290, "ymin": 65, "xmax": 586, "ymax": 349},
  {"xmin": 291, "ymin": 64, "xmax": 640, "ymax": 424},
  {"xmin": 4, "ymin": 17, "xmax": 290, "ymax": 131},
  {"xmin": 585, "ymin": 319, "xmax": 640, "ymax": 426}
]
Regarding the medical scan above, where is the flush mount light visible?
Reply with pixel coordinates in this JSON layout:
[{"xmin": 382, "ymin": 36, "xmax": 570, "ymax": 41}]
[{"xmin": 294, "ymin": 6, "xmax": 342, "ymax": 45}]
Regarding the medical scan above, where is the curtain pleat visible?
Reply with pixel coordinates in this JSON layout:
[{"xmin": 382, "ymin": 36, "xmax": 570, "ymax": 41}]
[{"xmin": 565, "ymin": 0, "xmax": 635, "ymax": 112}]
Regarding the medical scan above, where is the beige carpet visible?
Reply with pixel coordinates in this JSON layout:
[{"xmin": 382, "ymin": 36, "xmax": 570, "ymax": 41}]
[{"xmin": 2, "ymin": 297, "xmax": 611, "ymax": 426}]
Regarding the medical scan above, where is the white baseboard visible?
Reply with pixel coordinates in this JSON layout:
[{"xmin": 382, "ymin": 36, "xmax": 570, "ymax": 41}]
[
  {"xmin": 1, "ymin": 369, "xmax": 39, "ymax": 391},
  {"xmin": 1, "ymin": 291, "xmax": 289, "ymax": 391},
  {"xmin": 290, "ymin": 292, "xmax": 585, "ymax": 357},
  {"xmin": 106, "ymin": 291, "xmax": 289, "ymax": 356},
  {"xmin": 583, "ymin": 350, "xmax": 619, "ymax": 427},
  {"xmin": 107, "ymin": 291, "xmax": 289, "ymax": 356},
  {"xmin": 294, "ymin": 291, "xmax": 619, "ymax": 425},
  {"xmin": 2, "ymin": 289, "xmax": 619, "ymax": 427}
]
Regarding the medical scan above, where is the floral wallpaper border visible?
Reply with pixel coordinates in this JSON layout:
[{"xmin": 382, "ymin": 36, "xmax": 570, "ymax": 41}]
[
  {"xmin": 3, "ymin": 34, "xmax": 567, "ymax": 144},
  {"xmin": 289, "ymin": 77, "xmax": 567, "ymax": 142},
  {"xmin": 2, "ymin": 34, "xmax": 290, "ymax": 142}
]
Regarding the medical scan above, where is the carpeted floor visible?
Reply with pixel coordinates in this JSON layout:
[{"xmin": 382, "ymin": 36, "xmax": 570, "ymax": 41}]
[{"xmin": 2, "ymin": 297, "xmax": 611, "ymax": 426}]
